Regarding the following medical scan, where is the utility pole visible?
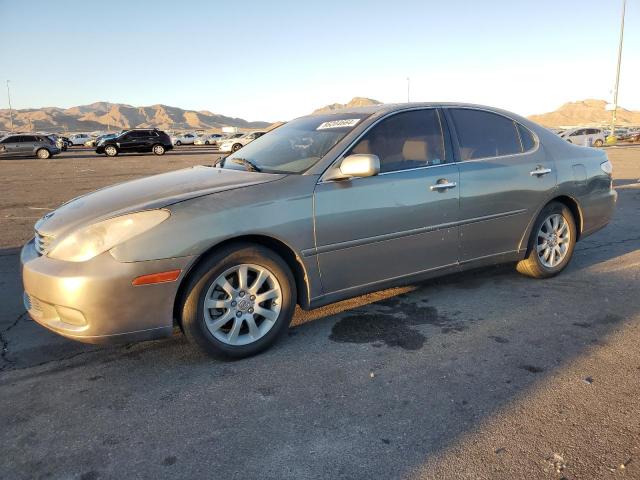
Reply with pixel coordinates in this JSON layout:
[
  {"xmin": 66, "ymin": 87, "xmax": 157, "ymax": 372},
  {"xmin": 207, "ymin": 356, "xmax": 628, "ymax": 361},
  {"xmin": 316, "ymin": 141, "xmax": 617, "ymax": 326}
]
[
  {"xmin": 6, "ymin": 80, "xmax": 13, "ymax": 132},
  {"xmin": 610, "ymin": 0, "xmax": 626, "ymax": 141},
  {"xmin": 406, "ymin": 77, "xmax": 410, "ymax": 103}
]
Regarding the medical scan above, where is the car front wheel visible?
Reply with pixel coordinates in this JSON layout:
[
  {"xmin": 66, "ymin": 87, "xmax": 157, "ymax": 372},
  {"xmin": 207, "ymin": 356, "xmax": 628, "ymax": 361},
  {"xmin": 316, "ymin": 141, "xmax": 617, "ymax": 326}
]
[
  {"xmin": 231, "ymin": 143, "xmax": 242, "ymax": 152},
  {"xmin": 180, "ymin": 244, "xmax": 296, "ymax": 359},
  {"xmin": 152, "ymin": 144, "xmax": 165, "ymax": 155},
  {"xmin": 104, "ymin": 145, "xmax": 118, "ymax": 157},
  {"xmin": 36, "ymin": 148, "xmax": 51, "ymax": 159},
  {"xmin": 516, "ymin": 202, "xmax": 576, "ymax": 279},
  {"xmin": 175, "ymin": 140, "xmax": 182, "ymax": 146},
  {"xmin": 594, "ymin": 139, "xmax": 604, "ymax": 147}
]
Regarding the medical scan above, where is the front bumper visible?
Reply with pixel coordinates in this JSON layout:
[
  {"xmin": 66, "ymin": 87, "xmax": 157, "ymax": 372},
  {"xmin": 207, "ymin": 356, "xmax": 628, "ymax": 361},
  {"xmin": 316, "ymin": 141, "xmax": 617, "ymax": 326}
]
[{"xmin": 21, "ymin": 239, "xmax": 196, "ymax": 344}]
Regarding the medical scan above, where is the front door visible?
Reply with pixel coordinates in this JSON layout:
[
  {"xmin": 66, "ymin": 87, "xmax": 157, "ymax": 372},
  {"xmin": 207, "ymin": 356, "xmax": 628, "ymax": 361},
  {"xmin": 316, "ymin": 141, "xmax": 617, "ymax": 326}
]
[
  {"xmin": 446, "ymin": 108, "xmax": 556, "ymax": 262},
  {"xmin": 314, "ymin": 108, "xmax": 460, "ymax": 295}
]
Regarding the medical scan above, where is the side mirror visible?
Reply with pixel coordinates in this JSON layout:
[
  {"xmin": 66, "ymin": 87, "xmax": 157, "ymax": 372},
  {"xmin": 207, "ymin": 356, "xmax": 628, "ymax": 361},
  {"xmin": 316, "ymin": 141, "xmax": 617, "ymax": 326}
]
[{"xmin": 324, "ymin": 154, "xmax": 380, "ymax": 181}]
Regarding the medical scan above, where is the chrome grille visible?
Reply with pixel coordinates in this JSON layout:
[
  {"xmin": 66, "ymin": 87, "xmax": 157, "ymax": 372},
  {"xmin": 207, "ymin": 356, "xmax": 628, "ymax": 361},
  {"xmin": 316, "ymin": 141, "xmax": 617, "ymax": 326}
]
[{"xmin": 34, "ymin": 230, "xmax": 54, "ymax": 256}]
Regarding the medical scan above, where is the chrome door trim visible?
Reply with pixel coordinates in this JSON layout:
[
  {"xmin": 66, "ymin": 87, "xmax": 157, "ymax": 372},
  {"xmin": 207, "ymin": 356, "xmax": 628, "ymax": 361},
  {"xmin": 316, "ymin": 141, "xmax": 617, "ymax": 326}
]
[{"xmin": 309, "ymin": 208, "xmax": 526, "ymax": 256}]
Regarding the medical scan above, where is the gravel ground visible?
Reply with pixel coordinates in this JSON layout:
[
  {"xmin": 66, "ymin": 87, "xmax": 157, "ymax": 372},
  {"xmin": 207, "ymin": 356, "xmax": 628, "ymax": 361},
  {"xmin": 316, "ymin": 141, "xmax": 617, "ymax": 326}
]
[{"xmin": 0, "ymin": 145, "xmax": 639, "ymax": 479}]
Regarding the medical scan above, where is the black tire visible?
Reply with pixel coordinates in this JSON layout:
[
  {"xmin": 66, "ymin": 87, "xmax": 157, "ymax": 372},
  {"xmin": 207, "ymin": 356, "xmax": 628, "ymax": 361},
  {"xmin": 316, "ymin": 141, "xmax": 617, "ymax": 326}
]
[
  {"xmin": 205, "ymin": 141, "xmax": 210, "ymax": 145},
  {"xmin": 180, "ymin": 243, "xmax": 297, "ymax": 359},
  {"xmin": 36, "ymin": 148, "xmax": 51, "ymax": 159},
  {"xmin": 175, "ymin": 140, "xmax": 182, "ymax": 146},
  {"xmin": 104, "ymin": 145, "xmax": 118, "ymax": 157},
  {"xmin": 152, "ymin": 144, "xmax": 166, "ymax": 156},
  {"xmin": 231, "ymin": 143, "xmax": 243, "ymax": 152},
  {"xmin": 594, "ymin": 139, "xmax": 604, "ymax": 147},
  {"xmin": 516, "ymin": 202, "xmax": 577, "ymax": 279}
]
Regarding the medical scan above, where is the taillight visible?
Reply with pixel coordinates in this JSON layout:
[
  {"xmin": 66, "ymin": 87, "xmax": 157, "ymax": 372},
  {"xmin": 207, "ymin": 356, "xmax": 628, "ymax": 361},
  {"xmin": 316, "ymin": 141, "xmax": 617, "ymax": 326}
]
[{"xmin": 600, "ymin": 160, "xmax": 613, "ymax": 176}]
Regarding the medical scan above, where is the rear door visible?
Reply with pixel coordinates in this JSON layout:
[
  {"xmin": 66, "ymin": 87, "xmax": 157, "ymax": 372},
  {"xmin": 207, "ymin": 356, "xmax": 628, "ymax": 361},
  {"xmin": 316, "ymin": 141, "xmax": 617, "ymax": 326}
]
[
  {"xmin": 17, "ymin": 135, "xmax": 37, "ymax": 155},
  {"xmin": 314, "ymin": 108, "xmax": 460, "ymax": 294},
  {"xmin": 446, "ymin": 108, "xmax": 556, "ymax": 262}
]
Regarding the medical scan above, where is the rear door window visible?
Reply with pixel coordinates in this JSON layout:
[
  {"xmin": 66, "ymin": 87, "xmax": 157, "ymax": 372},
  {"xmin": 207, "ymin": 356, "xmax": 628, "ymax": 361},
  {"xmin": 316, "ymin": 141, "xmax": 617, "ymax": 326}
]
[{"xmin": 449, "ymin": 108, "xmax": 523, "ymax": 160}]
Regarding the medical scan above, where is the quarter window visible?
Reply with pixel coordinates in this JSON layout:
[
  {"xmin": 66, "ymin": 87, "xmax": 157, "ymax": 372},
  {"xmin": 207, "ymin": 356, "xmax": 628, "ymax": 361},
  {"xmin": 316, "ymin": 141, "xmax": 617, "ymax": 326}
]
[
  {"xmin": 347, "ymin": 109, "xmax": 448, "ymax": 173},
  {"xmin": 516, "ymin": 124, "xmax": 536, "ymax": 152},
  {"xmin": 450, "ymin": 109, "xmax": 523, "ymax": 160}
]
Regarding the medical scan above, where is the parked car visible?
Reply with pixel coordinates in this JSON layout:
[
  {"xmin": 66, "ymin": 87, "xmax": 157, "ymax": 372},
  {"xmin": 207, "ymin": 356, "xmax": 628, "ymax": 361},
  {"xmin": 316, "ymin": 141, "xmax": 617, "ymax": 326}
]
[
  {"xmin": 218, "ymin": 131, "xmax": 266, "ymax": 153},
  {"xmin": 21, "ymin": 103, "xmax": 616, "ymax": 359},
  {"xmin": 46, "ymin": 134, "xmax": 68, "ymax": 151},
  {"xmin": 68, "ymin": 133, "xmax": 92, "ymax": 146},
  {"xmin": 195, "ymin": 133, "xmax": 224, "ymax": 145},
  {"xmin": 89, "ymin": 133, "xmax": 119, "ymax": 147},
  {"xmin": 172, "ymin": 133, "xmax": 198, "ymax": 146},
  {"xmin": 0, "ymin": 134, "xmax": 61, "ymax": 159},
  {"xmin": 559, "ymin": 128, "xmax": 606, "ymax": 147},
  {"xmin": 95, "ymin": 129, "xmax": 173, "ymax": 157}
]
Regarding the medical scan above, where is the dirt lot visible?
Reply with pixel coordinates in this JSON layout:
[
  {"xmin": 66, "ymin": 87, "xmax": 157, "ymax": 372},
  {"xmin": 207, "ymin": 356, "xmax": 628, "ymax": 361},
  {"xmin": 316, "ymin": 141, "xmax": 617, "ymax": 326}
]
[{"xmin": 1, "ymin": 145, "xmax": 639, "ymax": 479}]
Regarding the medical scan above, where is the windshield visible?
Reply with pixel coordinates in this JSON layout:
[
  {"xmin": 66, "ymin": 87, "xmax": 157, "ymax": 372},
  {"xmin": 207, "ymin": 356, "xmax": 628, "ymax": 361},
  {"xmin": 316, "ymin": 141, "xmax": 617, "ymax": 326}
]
[{"xmin": 222, "ymin": 112, "xmax": 371, "ymax": 173}]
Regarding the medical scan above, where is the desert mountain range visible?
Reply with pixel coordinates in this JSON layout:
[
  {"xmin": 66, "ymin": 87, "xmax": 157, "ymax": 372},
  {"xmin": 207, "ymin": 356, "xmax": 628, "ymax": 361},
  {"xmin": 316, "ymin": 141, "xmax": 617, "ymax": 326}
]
[
  {"xmin": 0, "ymin": 102, "xmax": 271, "ymax": 133},
  {"xmin": 528, "ymin": 99, "xmax": 640, "ymax": 127},
  {"xmin": 1, "ymin": 97, "xmax": 637, "ymax": 133}
]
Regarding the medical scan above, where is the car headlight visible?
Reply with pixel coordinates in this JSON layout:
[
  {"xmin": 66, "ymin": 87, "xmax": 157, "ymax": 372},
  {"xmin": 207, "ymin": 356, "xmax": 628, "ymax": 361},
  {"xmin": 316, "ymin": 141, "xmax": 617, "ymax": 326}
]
[{"xmin": 48, "ymin": 210, "xmax": 170, "ymax": 262}]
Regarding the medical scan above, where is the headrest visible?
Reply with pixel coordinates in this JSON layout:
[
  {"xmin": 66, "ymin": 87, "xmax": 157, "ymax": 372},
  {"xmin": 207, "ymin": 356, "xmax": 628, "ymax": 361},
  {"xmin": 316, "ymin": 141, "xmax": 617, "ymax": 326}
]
[
  {"xmin": 352, "ymin": 139, "xmax": 371, "ymax": 155},
  {"xmin": 402, "ymin": 138, "xmax": 427, "ymax": 161}
]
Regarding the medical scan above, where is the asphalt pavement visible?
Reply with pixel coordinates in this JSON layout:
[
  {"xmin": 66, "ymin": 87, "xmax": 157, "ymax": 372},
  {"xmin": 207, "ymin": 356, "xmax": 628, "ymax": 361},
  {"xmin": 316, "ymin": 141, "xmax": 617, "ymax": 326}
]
[{"xmin": 1, "ymin": 145, "xmax": 639, "ymax": 479}]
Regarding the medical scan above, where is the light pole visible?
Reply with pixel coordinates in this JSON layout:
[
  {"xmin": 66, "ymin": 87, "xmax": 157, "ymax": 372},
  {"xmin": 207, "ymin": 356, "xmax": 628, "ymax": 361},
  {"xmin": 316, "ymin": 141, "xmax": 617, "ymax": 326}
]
[
  {"xmin": 609, "ymin": 0, "xmax": 626, "ymax": 141},
  {"xmin": 6, "ymin": 80, "xmax": 13, "ymax": 132},
  {"xmin": 406, "ymin": 77, "xmax": 410, "ymax": 103}
]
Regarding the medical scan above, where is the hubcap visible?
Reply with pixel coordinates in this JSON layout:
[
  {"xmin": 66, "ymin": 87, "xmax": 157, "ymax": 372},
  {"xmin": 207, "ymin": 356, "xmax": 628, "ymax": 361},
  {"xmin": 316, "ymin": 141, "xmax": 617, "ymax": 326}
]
[
  {"xmin": 154, "ymin": 145, "xmax": 164, "ymax": 154},
  {"xmin": 203, "ymin": 264, "xmax": 282, "ymax": 346},
  {"xmin": 106, "ymin": 146, "xmax": 116, "ymax": 155},
  {"xmin": 537, "ymin": 213, "xmax": 570, "ymax": 268}
]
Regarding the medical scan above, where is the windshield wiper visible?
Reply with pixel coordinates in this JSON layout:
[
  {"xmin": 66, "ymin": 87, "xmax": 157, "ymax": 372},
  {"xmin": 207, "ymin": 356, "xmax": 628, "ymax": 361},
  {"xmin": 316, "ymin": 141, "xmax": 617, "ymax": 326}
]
[{"xmin": 229, "ymin": 157, "xmax": 262, "ymax": 172}]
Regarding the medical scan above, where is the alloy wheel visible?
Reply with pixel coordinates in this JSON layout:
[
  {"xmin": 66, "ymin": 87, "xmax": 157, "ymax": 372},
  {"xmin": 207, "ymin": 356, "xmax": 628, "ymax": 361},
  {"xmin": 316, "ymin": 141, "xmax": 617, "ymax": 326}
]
[
  {"xmin": 105, "ymin": 146, "xmax": 117, "ymax": 157},
  {"xmin": 536, "ymin": 213, "xmax": 570, "ymax": 268},
  {"xmin": 203, "ymin": 264, "xmax": 282, "ymax": 346},
  {"xmin": 153, "ymin": 145, "xmax": 165, "ymax": 155}
]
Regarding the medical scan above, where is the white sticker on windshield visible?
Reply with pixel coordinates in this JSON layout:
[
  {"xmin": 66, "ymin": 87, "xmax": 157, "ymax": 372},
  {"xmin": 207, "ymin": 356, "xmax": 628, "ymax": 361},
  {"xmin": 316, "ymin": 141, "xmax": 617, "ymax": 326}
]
[{"xmin": 316, "ymin": 119, "xmax": 361, "ymax": 130}]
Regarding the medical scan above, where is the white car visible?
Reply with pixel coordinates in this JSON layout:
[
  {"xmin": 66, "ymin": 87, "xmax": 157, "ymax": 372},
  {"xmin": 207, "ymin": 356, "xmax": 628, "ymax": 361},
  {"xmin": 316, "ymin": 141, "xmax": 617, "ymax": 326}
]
[
  {"xmin": 194, "ymin": 133, "xmax": 224, "ymax": 145},
  {"xmin": 172, "ymin": 133, "xmax": 198, "ymax": 146},
  {"xmin": 218, "ymin": 131, "xmax": 266, "ymax": 153},
  {"xmin": 559, "ymin": 127, "xmax": 606, "ymax": 147},
  {"xmin": 68, "ymin": 133, "xmax": 92, "ymax": 146}
]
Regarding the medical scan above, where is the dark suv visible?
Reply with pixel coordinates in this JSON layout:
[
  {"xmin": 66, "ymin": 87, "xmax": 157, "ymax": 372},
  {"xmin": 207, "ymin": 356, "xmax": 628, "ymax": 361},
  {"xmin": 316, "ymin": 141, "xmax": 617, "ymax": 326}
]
[
  {"xmin": 96, "ymin": 129, "xmax": 173, "ymax": 157},
  {"xmin": 0, "ymin": 134, "xmax": 61, "ymax": 159}
]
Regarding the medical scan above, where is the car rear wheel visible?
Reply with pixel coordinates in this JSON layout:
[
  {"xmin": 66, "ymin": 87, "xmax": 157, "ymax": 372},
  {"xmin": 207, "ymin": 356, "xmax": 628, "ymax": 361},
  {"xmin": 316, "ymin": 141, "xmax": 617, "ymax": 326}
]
[
  {"xmin": 516, "ymin": 202, "xmax": 576, "ymax": 279},
  {"xmin": 104, "ymin": 145, "xmax": 118, "ymax": 157},
  {"xmin": 152, "ymin": 144, "xmax": 165, "ymax": 155},
  {"xmin": 180, "ymin": 244, "xmax": 296, "ymax": 359},
  {"xmin": 232, "ymin": 143, "xmax": 242, "ymax": 152},
  {"xmin": 205, "ymin": 141, "xmax": 210, "ymax": 145},
  {"xmin": 36, "ymin": 148, "xmax": 51, "ymax": 159},
  {"xmin": 594, "ymin": 139, "xmax": 604, "ymax": 147}
]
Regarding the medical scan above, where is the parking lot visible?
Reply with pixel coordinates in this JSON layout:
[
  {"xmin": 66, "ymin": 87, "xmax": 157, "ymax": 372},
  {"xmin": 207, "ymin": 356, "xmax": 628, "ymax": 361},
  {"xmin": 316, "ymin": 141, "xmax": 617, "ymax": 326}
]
[{"xmin": 1, "ymin": 145, "xmax": 639, "ymax": 479}]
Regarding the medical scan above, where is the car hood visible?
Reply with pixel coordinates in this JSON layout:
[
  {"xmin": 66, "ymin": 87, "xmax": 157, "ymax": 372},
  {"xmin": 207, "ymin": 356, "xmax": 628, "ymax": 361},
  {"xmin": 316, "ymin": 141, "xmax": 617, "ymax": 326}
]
[{"xmin": 35, "ymin": 166, "xmax": 286, "ymax": 237}]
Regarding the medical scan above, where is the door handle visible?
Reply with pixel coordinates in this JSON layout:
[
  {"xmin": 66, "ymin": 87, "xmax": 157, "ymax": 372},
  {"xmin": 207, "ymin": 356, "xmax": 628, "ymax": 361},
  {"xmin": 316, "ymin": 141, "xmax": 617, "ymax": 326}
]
[
  {"xmin": 430, "ymin": 181, "xmax": 457, "ymax": 191},
  {"xmin": 530, "ymin": 167, "xmax": 552, "ymax": 176}
]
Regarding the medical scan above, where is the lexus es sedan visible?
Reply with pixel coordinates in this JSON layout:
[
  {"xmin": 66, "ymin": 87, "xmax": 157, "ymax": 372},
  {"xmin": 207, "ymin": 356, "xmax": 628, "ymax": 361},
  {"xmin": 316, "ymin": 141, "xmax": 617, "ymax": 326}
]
[{"xmin": 21, "ymin": 103, "xmax": 616, "ymax": 359}]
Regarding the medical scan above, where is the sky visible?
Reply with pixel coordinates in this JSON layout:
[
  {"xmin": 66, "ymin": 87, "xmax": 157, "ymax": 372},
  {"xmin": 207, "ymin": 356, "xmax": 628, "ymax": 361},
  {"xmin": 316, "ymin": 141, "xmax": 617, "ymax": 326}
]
[{"xmin": 0, "ymin": 0, "xmax": 638, "ymax": 122}]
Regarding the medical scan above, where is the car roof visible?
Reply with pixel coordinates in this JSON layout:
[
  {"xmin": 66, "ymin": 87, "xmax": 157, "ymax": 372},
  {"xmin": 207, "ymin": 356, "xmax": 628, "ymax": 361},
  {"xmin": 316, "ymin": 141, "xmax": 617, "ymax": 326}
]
[{"xmin": 313, "ymin": 101, "xmax": 529, "ymax": 116}]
